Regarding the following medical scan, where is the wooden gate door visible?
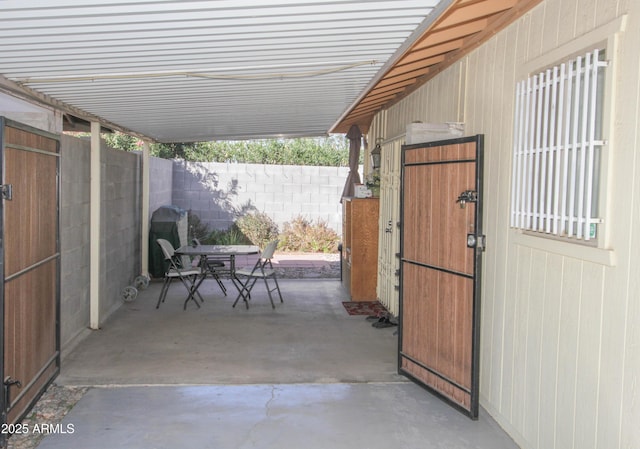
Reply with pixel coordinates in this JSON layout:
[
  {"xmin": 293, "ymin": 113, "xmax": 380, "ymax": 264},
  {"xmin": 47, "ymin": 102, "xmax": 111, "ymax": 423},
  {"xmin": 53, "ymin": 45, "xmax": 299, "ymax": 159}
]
[
  {"xmin": 399, "ymin": 135, "xmax": 484, "ymax": 418},
  {"xmin": 0, "ymin": 117, "xmax": 60, "ymax": 437}
]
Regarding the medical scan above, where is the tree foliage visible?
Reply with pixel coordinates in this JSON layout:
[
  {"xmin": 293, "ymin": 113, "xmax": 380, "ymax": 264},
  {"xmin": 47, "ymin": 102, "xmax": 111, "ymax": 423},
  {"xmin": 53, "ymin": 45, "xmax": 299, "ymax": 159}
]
[{"xmin": 99, "ymin": 132, "xmax": 352, "ymax": 167}]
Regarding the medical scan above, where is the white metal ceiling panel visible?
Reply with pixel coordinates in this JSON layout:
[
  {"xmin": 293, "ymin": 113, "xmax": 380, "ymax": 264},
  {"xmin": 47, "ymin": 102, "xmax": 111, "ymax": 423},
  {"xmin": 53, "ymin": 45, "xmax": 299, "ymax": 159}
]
[{"xmin": 0, "ymin": 0, "xmax": 442, "ymax": 141}]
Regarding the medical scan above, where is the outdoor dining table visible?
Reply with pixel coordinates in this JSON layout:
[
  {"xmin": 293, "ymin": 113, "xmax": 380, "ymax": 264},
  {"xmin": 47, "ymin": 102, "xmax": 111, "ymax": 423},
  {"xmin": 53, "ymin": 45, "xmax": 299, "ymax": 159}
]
[{"xmin": 175, "ymin": 244, "xmax": 260, "ymax": 300}]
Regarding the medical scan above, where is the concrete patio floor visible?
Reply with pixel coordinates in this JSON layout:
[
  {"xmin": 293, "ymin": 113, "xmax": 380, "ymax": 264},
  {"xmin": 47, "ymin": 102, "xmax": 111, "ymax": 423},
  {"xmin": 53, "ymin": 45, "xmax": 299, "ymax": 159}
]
[
  {"xmin": 57, "ymin": 278, "xmax": 399, "ymax": 385},
  {"xmin": 40, "ymin": 277, "xmax": 519, "ymax": 449}
]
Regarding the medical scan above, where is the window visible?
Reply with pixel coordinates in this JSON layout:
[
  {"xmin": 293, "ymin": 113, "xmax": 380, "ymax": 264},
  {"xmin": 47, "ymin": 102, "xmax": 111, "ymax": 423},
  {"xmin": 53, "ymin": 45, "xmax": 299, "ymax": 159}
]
[{"xmin": 510, "ymin": 49, "xmax": 607, "ymax": 242}]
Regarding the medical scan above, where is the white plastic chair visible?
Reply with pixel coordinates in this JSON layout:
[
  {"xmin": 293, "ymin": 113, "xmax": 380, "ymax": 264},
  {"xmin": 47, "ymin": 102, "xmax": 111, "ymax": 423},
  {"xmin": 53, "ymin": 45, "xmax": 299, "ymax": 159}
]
[
  {"xmin": 232, "ymin": 240, "xmax": 283, "ymax": 309},
  {"xmin": 156, "ymin": 238, "xmax": 204, "ymax": 310}
]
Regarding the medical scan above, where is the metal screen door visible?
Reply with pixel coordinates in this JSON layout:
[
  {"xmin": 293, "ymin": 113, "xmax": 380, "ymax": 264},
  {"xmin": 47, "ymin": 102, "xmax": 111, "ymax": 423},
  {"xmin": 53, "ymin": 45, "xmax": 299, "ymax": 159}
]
[
  {"xmin": 399, "ymin": 135, "xmax": 484, "ymax": 418},
  {"xmin": 0, "ymin": 117, "xmax": 60, "ymax": 440}
]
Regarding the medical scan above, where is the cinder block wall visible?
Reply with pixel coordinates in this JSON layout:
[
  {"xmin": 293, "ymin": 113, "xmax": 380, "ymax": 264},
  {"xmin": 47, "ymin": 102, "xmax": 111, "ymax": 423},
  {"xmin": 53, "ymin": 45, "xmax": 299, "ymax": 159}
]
[
  {"xmin": 59, "ymin": 150, "xmax": 352, "ymax": 354},
  {"xmin": 149, "ymin": 156, "xmax": 173, "ymax": 216},
  {"xmin": 60, "ymin": 135, "xmax": 91, "ymax": 352},
  {"xmin": 60, "ymin": 136, "xmax": 142, "ymax": 353},
  {"xmin": 100, "ymin": 146, "xmax": 141, "ymax": 318},
  {"xmin": 171, "ymin": 160, "xmax": 352, "ymax": 234}
]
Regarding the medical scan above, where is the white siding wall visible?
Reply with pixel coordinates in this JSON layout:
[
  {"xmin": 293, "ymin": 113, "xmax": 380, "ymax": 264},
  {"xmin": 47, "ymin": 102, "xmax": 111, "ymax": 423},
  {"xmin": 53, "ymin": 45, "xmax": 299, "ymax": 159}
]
[{"xmin": 373, "ymin": 0, "xmax": 639, "ymax": 448}]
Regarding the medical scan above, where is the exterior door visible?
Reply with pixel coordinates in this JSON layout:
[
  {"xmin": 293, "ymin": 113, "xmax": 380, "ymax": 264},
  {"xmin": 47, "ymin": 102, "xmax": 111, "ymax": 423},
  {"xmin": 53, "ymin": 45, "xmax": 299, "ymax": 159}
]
[
  {"xmin": 0, "ymin": 117, "xmax": 60, "ymax": 440},
  {"xmin": 399, "ymin": 135, "xmax": 484, "ymax": 418}
]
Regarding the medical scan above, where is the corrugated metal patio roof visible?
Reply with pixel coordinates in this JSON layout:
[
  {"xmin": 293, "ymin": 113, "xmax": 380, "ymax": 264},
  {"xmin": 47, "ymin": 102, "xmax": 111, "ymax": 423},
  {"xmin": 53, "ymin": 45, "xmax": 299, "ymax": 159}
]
[{"xmin": 0, "ymin": 0, "xmax": 540, "ymax": 142}]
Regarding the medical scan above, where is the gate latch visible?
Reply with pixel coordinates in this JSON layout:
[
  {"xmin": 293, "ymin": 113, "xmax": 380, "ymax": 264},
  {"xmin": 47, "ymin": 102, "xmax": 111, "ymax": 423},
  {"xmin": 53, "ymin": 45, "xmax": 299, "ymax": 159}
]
[
  {"xmin": 467, "ymin": 234, "xmax": 487, "ymax": 251},
  {"xmin": 456, "ymin": 190, "xmax": 477, "ymax": 209},
  {"xmin": 4, "ymin": 376, "xmax": 22, "ymax": 405},
  {"xmin": 1, "ymin": 184, "xmax": 12, "ymax": 201}
]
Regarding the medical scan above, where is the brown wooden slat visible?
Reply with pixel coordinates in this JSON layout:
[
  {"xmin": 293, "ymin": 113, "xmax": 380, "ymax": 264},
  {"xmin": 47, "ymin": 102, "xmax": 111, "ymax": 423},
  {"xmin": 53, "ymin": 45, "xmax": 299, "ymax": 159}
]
[
  {"xmin": 436, "ymin": 0, "xmax": 517, "ymax": 29},
  {"xmin": 3, "ymin": 147, "xmax": 58, "ymax": 276},
  {"xmin": 345, "ymin": 198, "xmax": 379, "ymax": 301},
  {"xmin": 396, "ymin": 40, "xmax": 465, "ymax": 66},
  {"xmin": 400, "ymin": 136, "xmax": 481, "ymax": 418},
  {"xmin": 369, "ymin": 79, "xmax": 417, "ymax": 96},
  {"xmin": 374, "ymin": 67, "xmax": 432, "ymax": 89},
  {"xmin": 4, "ymin": 262, "xmax": 58, "ymax": 422},
  {"xmin": 402, "ymin": 163, "xmax": 475, "ymax": 275},
  {"xmin": 385, "ymin": 55, "xmax": 446, "ymax": 79},
  {"xmin": 7, "ymin": 364, "xmax": 57, "ymax": 424},
  {"xmin": 5, "ymin": 126, "xmax": 58, "ymax": 154},
  {"xmin": 333, "ymin": 0, "xmax": 544, "ymax": 134},
  {"xmin": 359, "ymin": 87, "xmax": 407, "ymax": 104},
  {"xmin": 2, "ymin": 122, "xmax": 60, "ymax": 426},
  {"xmin": 358, "ymin": 93, "xmax": 402, "ymax": 109},
  {"xmin": 3, "ymin": 265, "xmax": 57, "ymax": 384},
  {"xmin": 401, "ymin": 358, "xmax": 471, "ymax": 409},
  {"xmin": 401, "ymin": 263, "xmax": 473, "ymax": 409},
  {"xmin": 404, "ymin": 142, "xmax": 476, "ymax": 164}
]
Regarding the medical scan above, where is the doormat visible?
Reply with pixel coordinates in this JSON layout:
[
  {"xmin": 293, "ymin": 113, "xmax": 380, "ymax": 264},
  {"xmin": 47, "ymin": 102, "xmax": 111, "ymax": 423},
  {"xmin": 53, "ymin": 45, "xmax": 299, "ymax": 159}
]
[{"xmin": 342, "ymin": 301, "xmax": 388, "ymax": 317}]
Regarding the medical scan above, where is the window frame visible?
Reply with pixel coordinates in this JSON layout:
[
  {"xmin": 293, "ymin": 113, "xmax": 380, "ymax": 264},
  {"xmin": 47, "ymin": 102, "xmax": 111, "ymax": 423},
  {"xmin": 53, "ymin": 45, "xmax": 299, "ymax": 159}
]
[
  {"xmin": 511, "ymin": 48, "xmax": 607, "ymax": 243},
  {"xmin": 508, "ymin": 15, "xmax": 626, "ymax": 265}
]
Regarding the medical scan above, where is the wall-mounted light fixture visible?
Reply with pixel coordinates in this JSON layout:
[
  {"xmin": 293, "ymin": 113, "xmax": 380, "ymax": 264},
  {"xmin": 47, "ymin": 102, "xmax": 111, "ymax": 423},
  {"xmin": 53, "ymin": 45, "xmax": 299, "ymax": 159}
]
[{"xmin": 371, "ymin": 138, "xmax": 383, "ymax": 170}]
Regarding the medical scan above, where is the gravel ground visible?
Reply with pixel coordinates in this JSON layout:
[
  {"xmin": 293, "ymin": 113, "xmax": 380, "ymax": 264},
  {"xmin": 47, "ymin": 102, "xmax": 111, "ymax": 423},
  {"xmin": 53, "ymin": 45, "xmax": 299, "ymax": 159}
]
[
  {"xmin": 6, "ymin": 385, "xmax": 89, "ymax": 449},
  {"xmin": 5, "ymin": 262, "xmax": 341, "ymax": 449},
  {"xmin": 273, "ymin": 263, "xmax": 341, "ymax": 279}
]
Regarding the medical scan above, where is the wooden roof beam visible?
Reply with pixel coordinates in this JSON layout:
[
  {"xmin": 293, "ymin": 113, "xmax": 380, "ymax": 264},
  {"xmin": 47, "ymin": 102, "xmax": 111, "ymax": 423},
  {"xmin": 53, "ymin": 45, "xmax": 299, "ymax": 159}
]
[
  {"xmin": 385, "ymin": 55, "xmax": 446, "ymax": 78},
  {"xmin": 369, "ymin": 79, "xmax": 417, "ymax": 96},
  {"xmin": 375, "ymin": 66, "xmax": 433, "ymax": 88},
  {"xmin": 414, "ymin": 18, "xmax": 488, "ymax": 49},
  {"xmin": 437, "ymin": 0, "xmax": 517, "ymax": 28},
  {"xmin": 396, "ymin": 39, "xmax": 465, "ymax": 66},
  {"xmin": 384, "ymin": 0, "xmax": 544, "ymax": 109}
]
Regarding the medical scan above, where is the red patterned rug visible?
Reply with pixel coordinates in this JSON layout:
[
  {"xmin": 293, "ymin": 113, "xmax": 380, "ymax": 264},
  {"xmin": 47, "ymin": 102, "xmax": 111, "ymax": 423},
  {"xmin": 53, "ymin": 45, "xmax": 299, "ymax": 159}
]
[{"xmin": 342, "ymin": 301, "xmax": 388, "ymax": 316}]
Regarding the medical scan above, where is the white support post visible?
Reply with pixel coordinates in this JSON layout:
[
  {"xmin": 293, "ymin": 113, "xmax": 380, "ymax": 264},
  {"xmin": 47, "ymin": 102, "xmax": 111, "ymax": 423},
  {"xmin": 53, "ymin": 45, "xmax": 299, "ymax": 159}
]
[
  {"xmin": 90, "ymin": 122, "xmax": 101, "ymax": 330},
  {"xmin": 141, "ymin": 141, "xmax": 150, "ymax": 276}
]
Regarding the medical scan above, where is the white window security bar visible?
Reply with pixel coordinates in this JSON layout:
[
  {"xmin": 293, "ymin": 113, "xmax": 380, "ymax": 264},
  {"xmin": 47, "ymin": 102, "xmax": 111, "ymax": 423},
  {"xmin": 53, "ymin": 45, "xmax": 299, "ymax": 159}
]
[{"xmin": 510, "ymin": 49, "xmax": 607, "ymax": 241}]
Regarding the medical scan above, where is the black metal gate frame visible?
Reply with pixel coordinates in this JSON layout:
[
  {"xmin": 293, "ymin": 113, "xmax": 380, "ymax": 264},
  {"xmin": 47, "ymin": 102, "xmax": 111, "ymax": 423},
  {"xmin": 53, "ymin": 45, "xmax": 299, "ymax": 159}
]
[
  {"xmin": 397, "ymin": 134, "xmax": 484, "ymax": 420},
  {"xmin": 0, "ymin": 117, "xmax": 61, "ymax": 446}
]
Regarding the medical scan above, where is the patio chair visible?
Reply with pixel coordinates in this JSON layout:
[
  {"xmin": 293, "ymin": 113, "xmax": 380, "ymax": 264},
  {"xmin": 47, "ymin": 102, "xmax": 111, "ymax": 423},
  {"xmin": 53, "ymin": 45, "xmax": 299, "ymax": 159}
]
[
  {"xmin": 232, "ymin": 240, "xmax": 283, "ymax": 309},
  {"xmin": 156, "ymin": 238, "xmax": 204, "ymax": 310}
]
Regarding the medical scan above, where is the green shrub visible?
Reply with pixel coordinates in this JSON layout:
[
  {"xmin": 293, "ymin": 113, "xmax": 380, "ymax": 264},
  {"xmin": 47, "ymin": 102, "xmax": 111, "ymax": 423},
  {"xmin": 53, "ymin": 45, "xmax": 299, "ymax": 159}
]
[
  {"xmin": 236, "ymin": 212, "xmax": 279, "ymax": 248},
  {"xmin": 279, "ymin": 216, "xmax": 340, "ymax": 253},
  {"xmin": 188, "ymin": 210, "xmax": 210, "ymax": 242},
  {"xmin": 150, "ymin": 136, "xmax": 351, "ymax": 166},
  {"xmin": 206, "ymin": 224, "xmax": 251, "ymax": 245},
  {"xmin": 189, "ymin": 211, "xmax": 340, "ymax": 252}
]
